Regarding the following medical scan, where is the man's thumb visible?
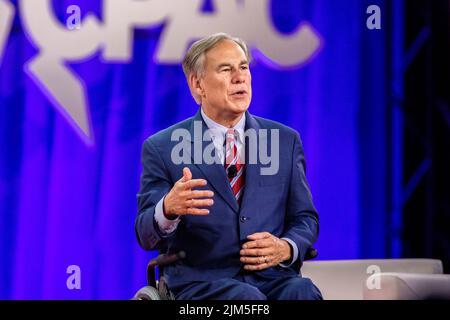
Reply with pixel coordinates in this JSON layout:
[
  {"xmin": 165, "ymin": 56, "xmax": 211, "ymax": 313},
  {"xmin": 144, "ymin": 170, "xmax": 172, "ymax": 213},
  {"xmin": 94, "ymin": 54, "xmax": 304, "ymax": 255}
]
[{"xmin": 182, "ymin": 167, "xmax": 192, "ymax": 182}]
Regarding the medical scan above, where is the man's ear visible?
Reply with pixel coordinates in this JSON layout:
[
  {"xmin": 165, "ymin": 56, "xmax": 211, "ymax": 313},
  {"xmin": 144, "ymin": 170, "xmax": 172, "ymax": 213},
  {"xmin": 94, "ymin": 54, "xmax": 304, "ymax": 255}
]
[{"xmin": 189, "ymin": 73, "xmax": 204, "ymax": 98}]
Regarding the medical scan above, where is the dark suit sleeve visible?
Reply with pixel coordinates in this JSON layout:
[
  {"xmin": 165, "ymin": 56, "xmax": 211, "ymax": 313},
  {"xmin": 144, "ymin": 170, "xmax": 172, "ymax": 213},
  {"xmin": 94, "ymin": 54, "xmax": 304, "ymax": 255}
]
[
  {"xmin": 282, "ymin": 131, "xmax": 319, "ymax": 268},
  {"xmin": 135, "ymin": 138, "xmax": 174, "ymax": 251}
]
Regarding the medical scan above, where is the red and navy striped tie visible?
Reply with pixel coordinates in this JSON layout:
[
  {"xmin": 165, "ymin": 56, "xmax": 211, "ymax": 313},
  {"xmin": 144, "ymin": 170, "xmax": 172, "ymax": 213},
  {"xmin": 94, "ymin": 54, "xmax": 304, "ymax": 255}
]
[{"xmin": 224, "ymin": 129, "xmax": 245, "ymax": 205}]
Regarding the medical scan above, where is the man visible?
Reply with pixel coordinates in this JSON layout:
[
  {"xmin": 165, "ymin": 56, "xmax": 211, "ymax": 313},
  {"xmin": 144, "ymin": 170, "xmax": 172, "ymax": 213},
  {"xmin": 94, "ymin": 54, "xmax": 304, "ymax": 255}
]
[{"xmin": 136, "ymin": 33, "xmax": 322, "ymax": 300}]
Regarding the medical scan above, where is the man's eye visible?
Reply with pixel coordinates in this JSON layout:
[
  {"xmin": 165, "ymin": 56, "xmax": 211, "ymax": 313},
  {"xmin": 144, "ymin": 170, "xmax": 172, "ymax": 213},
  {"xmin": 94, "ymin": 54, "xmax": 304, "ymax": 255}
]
[
  {"xmin": 222, "ymin": 68, "xmax": 231, "ymax": 72},
  {"xmin": 241, "ymin": 66, "xmax": 248, "ymax": 70}
]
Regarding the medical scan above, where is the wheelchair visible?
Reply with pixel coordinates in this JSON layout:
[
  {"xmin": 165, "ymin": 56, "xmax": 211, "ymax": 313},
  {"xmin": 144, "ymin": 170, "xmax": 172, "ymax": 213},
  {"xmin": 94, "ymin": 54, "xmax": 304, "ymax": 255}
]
[{"xmin": 132, "ymin": 248, "xmax": 318, "ymax": 300}]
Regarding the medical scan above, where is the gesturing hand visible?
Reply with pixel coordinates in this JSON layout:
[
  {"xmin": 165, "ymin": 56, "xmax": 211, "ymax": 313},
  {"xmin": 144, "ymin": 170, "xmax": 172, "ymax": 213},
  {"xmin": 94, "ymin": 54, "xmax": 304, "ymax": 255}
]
[
  {"xmin": 163, "ymin": 167, "xmax": 214, "ymax": 219},
  {"xmin": 240, "ymin": 232, "xmax": 292, "ymax": 271}
]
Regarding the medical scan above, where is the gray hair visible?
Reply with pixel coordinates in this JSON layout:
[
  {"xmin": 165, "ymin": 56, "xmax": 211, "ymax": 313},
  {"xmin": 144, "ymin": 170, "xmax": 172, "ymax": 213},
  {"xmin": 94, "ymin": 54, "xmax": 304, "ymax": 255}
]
[{"xmin": 182, "ymin": 33, "xmax": 251, "ymax": 104}]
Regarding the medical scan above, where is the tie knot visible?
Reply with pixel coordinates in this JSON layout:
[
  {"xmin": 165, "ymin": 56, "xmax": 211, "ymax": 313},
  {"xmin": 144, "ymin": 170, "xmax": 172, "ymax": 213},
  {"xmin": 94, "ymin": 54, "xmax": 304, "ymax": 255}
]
[
  {"xmin": 226, "ymin": 129, "xmax": 236, "ymax": 138},
  {"xmin": 225, "ymin": 129, "xmax": 237, "ymax": 145}
]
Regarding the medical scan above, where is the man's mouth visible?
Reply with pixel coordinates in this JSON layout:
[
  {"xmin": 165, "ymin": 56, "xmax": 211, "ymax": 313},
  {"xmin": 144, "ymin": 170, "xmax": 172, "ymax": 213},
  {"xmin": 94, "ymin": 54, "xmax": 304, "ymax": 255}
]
[{"xmin": 231, "ymin": 90, "xmax": 248, "ymax": 97}]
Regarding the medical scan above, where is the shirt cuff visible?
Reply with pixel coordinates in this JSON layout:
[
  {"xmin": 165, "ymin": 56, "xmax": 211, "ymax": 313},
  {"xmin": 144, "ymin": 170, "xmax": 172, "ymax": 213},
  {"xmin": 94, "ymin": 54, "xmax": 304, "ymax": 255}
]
[
  {"xmin": 154, "ymin": 195, "xmax": 180, "ymax": 235},
  {"xmin": 279, "ymin": 237, "xmax": 298, "ymax": 268}
]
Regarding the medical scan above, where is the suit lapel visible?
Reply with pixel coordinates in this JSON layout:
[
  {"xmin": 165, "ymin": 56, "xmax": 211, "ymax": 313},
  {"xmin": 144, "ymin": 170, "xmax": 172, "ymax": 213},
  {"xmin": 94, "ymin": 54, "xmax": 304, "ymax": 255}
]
[
  {"xmin": 188, "ymin": 110, "xmax": 239, "ymax": 213},
  {"xmin": 239, "ymin": 112, "xmax": 263, "ymax": 212}
]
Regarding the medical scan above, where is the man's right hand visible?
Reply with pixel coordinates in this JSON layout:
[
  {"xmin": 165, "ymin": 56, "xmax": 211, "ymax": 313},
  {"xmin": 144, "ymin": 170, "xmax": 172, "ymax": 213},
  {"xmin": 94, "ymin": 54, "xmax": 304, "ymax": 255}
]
[{"xmin": 163, "ymin": 167, "xmax": 214, "ymax": 219}]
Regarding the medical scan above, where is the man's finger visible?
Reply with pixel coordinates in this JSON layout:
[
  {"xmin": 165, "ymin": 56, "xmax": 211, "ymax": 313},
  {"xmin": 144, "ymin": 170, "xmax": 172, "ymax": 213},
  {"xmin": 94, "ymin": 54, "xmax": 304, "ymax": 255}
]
[
  {"xmin": 182, "ymin": 167, "xmax": 192, "ymax": 182},
  {"xmin": 189, "ymin": 190, "xmax": 214, "ymax": 199},
  {"xmin": 184, "ymin": 179, "xmax": 207, "ymax": 189},
  {"xmin": 240, "ymin": 247, "xmax": 272, "ymax": 257},
  {"xmin": 185, "ymin": 208, "xmax": 210, "ymax": 215},
  {"xmin": 246, "ymin": 232, "xmax": 271, "ymax": 241},
  {"xmin": 242, "ymin": 238, "xmax": 272, "ymax": 249},
  {"xmin": 188, "ymin": 198, "xmax": 214, "ymax": 207},
  {"xmin": 240, "ymin": 255, "xmax": 273, "ymax": 265}
]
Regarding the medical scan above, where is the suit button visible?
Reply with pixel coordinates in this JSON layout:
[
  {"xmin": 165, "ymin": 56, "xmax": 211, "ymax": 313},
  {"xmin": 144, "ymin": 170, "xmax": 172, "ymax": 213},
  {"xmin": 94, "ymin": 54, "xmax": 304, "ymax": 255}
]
[{"xmin": 240, "ymin": 216, "xmax": 248, "ymax": 223}]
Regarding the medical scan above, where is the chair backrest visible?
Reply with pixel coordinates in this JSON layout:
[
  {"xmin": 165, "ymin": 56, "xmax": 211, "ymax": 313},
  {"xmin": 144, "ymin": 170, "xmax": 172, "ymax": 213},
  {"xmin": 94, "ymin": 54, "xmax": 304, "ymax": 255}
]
[{"xmin": 301, "ymin": 258, "xmax": 443, "ymax": 300}]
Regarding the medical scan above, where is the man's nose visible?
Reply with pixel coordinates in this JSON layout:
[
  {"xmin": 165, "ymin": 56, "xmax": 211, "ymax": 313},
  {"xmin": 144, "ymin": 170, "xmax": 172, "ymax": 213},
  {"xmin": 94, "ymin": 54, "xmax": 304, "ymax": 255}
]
[{"xmin": 232, "ymin": 70, "xmax": 246, "ymax": 84}]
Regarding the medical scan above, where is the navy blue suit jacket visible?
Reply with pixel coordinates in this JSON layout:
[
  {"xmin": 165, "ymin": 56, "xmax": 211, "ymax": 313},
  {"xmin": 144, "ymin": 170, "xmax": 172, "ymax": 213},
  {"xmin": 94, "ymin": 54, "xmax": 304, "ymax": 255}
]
[{"xmin": 136, "ymin": 110, "xmax": 319, "ymax": 288}]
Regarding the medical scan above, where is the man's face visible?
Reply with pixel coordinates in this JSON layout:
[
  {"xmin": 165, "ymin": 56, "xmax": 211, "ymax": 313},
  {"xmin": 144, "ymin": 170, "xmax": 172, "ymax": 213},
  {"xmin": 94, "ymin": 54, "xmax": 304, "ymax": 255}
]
[{"xmin": 196, "ymin": 40, "xmax": 252, "ymax": 120}]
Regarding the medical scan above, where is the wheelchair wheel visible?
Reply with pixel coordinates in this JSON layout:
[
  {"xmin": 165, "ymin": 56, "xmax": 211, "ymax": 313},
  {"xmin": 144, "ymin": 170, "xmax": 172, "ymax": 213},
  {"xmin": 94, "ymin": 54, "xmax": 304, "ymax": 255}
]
[
  {"xmin": 133, "ymin": 286, "xmax": 162, "ymax": 300},
  {"xmin": 158, "ymin": 276, "xmax": 176, "ymax": 300}
]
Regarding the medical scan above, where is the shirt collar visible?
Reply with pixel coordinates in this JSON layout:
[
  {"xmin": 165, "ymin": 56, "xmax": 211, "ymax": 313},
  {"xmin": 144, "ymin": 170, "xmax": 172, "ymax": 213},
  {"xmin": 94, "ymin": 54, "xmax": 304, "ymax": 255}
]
[{"xmin": 200, "ymin": 108, "xmax": 246, "ymax": 144}]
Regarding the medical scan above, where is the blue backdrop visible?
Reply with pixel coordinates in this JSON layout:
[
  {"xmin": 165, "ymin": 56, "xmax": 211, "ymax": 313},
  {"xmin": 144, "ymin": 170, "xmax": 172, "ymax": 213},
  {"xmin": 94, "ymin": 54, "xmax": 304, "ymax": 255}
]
[{"xmin": 0, "ymin": 0, "xmax": 394, "ymax": 299}]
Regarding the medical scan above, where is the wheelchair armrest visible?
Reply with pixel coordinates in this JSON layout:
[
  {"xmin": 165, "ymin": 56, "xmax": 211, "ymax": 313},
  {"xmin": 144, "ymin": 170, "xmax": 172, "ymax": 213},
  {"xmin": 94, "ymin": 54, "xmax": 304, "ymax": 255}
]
[
  {"xmin": 147, "ymin": 251, "xmax": 186, "ymax": 287},
  {"xmin": 305, "ymin": 247, "xmax": 318, "ymax": 261}
]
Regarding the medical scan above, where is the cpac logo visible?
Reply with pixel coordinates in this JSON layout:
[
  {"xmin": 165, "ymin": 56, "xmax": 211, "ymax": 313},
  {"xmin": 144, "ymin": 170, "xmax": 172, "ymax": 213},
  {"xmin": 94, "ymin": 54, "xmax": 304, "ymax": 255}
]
[{"xmin": 0, "ymin": 0, "xmax": 323, "ymax": 144}]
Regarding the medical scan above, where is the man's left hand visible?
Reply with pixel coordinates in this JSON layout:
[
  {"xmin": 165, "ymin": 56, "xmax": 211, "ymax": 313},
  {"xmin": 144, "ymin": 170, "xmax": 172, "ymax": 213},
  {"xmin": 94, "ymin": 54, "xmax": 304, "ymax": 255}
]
[{"xmin": 240, "ymin": 232, "xmax": 292, "ymax": 271}]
